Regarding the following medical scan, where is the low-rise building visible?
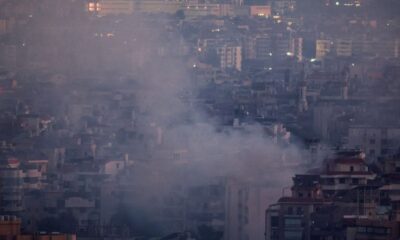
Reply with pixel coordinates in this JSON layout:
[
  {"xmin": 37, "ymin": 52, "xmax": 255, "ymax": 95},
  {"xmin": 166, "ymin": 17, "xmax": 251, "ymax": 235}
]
[
  {"xmin": 0, "ymin": 215, "xmax": 76, "ymax": 239},
  {"xmin": 265, "ymin": 174, "xmax": 327, "ymax": 240}
]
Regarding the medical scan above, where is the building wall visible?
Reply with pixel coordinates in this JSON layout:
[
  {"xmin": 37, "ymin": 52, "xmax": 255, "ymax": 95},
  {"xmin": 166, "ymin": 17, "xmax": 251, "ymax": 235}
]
[
  {"xmin": 316, "ymin": 38, "xmax": 400, "ymax": 60},
  {"xmin": 250, "ymin": 5, "xmax": 271, "ymax": 17},
  {"xmin": 0, "ymin": 216, "xmax": 76, "ymax": 240},
  {"xmin": 0, "ymin": 44, "xmax": 17, "ymax": 70},
  {"xmin": 347, "ymin": 126, "xmax": 400, "ymax": 160},
  {"xmin": 217, "ymin": 45, "xmax": 242, "ymax": 71},
  {"xmin": 184, "ymin": 4, "xmax": 234, "ymax": 18},
  {"xmin": 273, "ymin": 0, "xmax": 296, "ymax": 15},
  {"xmin": 266, "ymin": 201, "xmax": 324, "ymax": 240},
  {"xmin": 224, "ymin": 179, "xmax": 272, "ymax": 240},
  {"xmin": 0, "ymin": 166, "xmax": 24, "ymax": 215},
  {"xmin": 87, "ymin": 0, "xmax": 134, "ymax": 16},
  {"xmin": 0, "ymin": 216, "xmax": 20, "ymax": 236},
  {"xmin": 102, "ymin": 160, "xmax": 125, "ymax": 176},
  {"xmin": 331, "ymin": 163, "xmax": 367, "ymax": 172},
  {"xmin": 316, "ymin": 40, "xmax": 332, "ymax": 60},
  {"xmin": 255, "ymin": 35, "xmax": 272, "ymax": 60},
  {"xmin": 0, "ymin": 19, "xmax": 7, "ymax": 35},
  {"xmin": 134, "ymin": 0, "xmax": 181, "ymax": 14},
  {"xmin": 336, "ymin": 39, "xmax": 352, "ymax": 57}
]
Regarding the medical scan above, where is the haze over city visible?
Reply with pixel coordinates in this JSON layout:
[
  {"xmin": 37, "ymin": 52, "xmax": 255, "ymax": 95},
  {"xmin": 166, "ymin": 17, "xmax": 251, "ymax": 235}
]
[{"xmin": 0, "ymin": 0, "xmax": 399, "ymax": 239}]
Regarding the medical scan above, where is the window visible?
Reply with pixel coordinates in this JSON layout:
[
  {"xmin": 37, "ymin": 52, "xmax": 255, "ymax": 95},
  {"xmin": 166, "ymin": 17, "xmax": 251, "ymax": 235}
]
[
  {"xmin": 350, "ymin": 166, "xmax": 354, "ymax": 172},
  {"xmin": 284, "ymin": 229, "xmax": 303, "ymax": 240},
  {"xmin": 284, "ymin": 218, "xmax": 302, "ymax": 227},
  {"xmin": 326, "ymin": 178, "xmax": 334, "ymax": 185},
  {"xmin": 352, "ymin": 178, "xmax": 359, "ymax": 184},
  {"xmin": 271, "ymin": 216, "xmax": 279, "ymax": 227},
  {"xmin": 381, "ymin": 129, "xmax": 388, "ymax": 136},
  {"xmin": 296, "ymin": 207, "xmax": 303, "ymax": 215},
  {"xmin": 357, "ymin": 227, "xmax": 367, "ymax": 233},
  {"xmin": 339, "ymin": 178, "xmax": 346, "ymax": 184},
  {"xmin": 369, "ymin": 149, "xmax": 375, "ymax": 156},
  {"xmin": 311, "ymin": 148, "xmax": 317, "ymax": 153},
  {"xmin": 365, "ymin": 226, "xmax": 390, "ymax": 235},
  {"xmin": 369, "ymin": 139, "xmax": 375, "ymax": 144},
  {"xmin": 271, "ymin": 229, "xmax": 279, "ymax": 239},
  {"xmin": 287, "ymin": 207, "xmax": 293, "ymax": 215}
]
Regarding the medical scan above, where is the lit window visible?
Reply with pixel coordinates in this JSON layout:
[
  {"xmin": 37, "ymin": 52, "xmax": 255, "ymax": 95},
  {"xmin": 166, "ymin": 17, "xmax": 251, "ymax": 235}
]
[{"xmin": 88, "ymin": 2, "xmax": 96, "ymax": 12}]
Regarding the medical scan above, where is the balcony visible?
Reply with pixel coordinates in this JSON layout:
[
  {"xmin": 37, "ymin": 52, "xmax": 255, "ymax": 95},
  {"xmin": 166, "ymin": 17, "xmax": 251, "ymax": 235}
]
[{"xmin": 321, "ymin": 184, "xmax": 351, "ymax": 191}]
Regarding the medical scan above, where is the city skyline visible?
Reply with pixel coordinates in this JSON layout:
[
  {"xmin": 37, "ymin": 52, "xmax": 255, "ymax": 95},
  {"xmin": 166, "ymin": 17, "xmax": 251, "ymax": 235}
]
[{"xmin": 0, "ymin": 0, "xmax": 399, "ymax": 240}]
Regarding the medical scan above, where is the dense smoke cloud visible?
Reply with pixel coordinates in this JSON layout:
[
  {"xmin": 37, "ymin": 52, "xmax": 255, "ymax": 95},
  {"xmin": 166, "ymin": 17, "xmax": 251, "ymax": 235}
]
[{"xmin": 120, "ymin": 15, "xmax": 304, "ymax": 200}]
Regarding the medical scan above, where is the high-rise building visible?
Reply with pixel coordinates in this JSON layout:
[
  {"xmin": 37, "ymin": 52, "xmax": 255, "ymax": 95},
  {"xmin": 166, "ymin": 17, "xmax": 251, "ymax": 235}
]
[
  {"xmin": 255, "ymin": 35, "xmax": 273, "ymax": 60},
  {"xmin": 133, "ymin": 0, "xmax": 181, "ymax": 14},
  {"xmin": 232, "ymin": 0, "xmax": 244, "ymax": 6},
  {"xmin": 335, "ymin": 39, "xmax": 352, "ymax": 57},
  {"xmin": 347, "ymin": 125, "xmax": 400, "ymax": 161},
  {"xmin": 265, "ymin": 174, "xmax": 324, "ymax": 240},
  {"xmin": 315, "ymin": 39, "xmax": 332, "ymax": 60},
  {"xmin": 184, "ymin": 3, "xmax": 234, "ymax": 17},
  {"xmin": 0, "ymin": 158, "xmax": 23, "ymax": 216},
  {"xmin": 216, "ymin": 44, "xmax": 242, "ymax": 71},
  {"xmin": 0, "ymin": 44, "xmax": 17, "ymax": 70},
  {"xmin": 186, "ymin": 178, "xmax": 271, "ymax": 240},
  {"xmin": 273, "ymin": 0, "xmax": 296, "ymax": 14},
  {"xmin": 87, "ymin": 0, "xmax": 134, "ymax": 16},
  {"xmin": 87, "ymin": 0, "xmax": 183, "ymax": 16},
  {"xmin": 250, "ymin": 5, "xmax": 272, "ymax": 17}
]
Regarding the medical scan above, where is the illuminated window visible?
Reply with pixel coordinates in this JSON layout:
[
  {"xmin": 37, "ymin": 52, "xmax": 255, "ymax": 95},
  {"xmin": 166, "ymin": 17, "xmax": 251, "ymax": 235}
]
[{"xmin": 88, "ymin": 2, "xmax": 96, "ymax": 11}]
